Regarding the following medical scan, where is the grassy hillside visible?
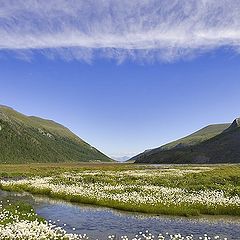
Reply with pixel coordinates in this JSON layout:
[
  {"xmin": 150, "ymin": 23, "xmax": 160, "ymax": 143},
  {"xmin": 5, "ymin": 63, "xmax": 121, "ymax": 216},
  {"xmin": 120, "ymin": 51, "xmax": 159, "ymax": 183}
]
[
  {"xmin": 134, "ymin": 119, "xmax": 240, "ymax": 164},
  {"xmin": 161, "ymin": 124, "xmax": 230, "ymax": 150},
  {"xmin": 0, "ymin": 105, "xmax": 112, "ymax": 163},
  {"xmin": 131, "ymin": 123, "xmax": 230, "ymax": 162}
]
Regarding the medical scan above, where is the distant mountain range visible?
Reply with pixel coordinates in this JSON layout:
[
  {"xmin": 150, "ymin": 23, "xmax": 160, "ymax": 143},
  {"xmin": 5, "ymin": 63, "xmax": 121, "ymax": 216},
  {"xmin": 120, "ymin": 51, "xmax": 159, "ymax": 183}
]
[
  {"xmin": 112, "ymin": 156, "xmax": 130, "ymax": 162},
  {"xmin": 0, "ymin": 105, "xmax": 112, "ymax": 163},
  {"xmin": 131, "ymin": 119, "xmax": 240, "ymax": 164}
]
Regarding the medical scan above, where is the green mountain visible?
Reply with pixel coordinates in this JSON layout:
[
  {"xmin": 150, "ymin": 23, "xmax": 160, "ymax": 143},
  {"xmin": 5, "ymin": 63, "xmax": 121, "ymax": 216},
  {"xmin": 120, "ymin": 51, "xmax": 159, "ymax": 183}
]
[
  {"xmin": 159, "ymin": 124, "xmax": 230, "ymax": 150},
  {"xmin": 131, "ymin": 121, "xmax": 240, "ymax": 164},
  {"xmin": 0, "ymin": 105, "xmax": 112, "ymax": 163}
]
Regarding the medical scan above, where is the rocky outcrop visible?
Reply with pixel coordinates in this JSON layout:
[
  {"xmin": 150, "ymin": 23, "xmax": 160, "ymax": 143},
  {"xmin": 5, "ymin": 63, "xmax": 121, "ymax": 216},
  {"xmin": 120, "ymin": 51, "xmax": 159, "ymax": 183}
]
[{"xmin": 224, "ymin": 118, "xmax": 240, "ymax": 133}]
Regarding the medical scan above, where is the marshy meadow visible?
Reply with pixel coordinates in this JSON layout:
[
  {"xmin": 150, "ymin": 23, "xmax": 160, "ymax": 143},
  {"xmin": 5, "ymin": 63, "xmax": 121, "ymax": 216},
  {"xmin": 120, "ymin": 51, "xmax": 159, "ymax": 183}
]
[{"xmin": 0, "ymin": 163, "xmax": 239, "ymax": 239}]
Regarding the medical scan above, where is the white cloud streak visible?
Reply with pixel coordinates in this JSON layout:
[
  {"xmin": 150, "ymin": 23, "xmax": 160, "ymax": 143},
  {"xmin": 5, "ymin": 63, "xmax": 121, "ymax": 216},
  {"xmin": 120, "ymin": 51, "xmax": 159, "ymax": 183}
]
[{"xmin": 0, "ymin": 0, "xmax": 240, "ymax": 62}]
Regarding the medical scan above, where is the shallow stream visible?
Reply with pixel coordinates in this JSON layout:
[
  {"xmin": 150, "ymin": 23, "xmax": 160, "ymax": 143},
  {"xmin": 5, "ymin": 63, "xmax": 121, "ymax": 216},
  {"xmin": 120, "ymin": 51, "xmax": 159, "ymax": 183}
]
[{"xmin": 0, "ymin": 190, "xmax": 239, "ymax": 239}]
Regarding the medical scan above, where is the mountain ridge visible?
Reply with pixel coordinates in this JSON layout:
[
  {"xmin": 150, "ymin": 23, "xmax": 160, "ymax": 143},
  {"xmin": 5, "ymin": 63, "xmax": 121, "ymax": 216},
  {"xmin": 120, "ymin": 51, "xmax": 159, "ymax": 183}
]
[
  {"xmin": 223, "ymin": 118, "xmax": 240, "ymax": 133},
  {"xmin": 131, "ymin": 120, "xmax": 240, "ymax": 164}
]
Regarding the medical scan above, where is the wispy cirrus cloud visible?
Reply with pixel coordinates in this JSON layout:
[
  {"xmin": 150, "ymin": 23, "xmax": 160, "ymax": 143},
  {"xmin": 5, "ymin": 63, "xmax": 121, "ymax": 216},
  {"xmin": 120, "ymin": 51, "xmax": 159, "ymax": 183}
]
[{"xmin": 0, "ymin": 0, "xmax": 240, "ymax": 62}]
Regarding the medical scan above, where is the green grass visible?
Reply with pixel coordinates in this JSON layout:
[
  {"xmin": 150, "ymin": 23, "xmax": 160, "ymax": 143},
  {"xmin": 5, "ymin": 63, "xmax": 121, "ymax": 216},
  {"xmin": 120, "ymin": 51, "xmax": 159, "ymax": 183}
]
[
  {"xmin": 0, "ymin": 163, "xmax": 239, "ymax": 217},
  {"xmin": 2, "ymin": 184, "xmax": 239, "ymax": 217},
  {"xmin": 0, "ymin": 201, "xmax": 44, "ymax": 225},
  {"xmin": 1, "ymin": 163, "xmax": 238, "ymax": 195}
]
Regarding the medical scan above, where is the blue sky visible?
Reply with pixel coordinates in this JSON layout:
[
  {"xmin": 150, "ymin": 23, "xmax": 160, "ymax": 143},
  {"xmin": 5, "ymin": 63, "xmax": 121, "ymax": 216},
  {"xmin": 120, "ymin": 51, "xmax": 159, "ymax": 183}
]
[
  {"xmin": 1, "ymin": 50, "xmax": 240, "ymax": 158},
  {"xmin": 0, "ymin": 1, "xmax": 240, "ymax": 158}
]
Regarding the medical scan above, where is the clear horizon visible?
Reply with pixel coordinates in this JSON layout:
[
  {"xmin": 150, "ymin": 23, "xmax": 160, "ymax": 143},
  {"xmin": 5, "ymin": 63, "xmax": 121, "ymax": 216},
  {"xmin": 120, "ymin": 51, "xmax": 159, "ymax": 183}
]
[{"xmin": 1, "ymin": 1, "xmax": 240, "ymax": 159}]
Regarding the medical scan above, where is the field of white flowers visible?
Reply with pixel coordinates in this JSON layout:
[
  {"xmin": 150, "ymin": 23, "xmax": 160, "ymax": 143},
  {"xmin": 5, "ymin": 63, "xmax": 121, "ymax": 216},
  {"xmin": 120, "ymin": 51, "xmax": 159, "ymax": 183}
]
[
  {"xmin": 0, "ymin": 167, "xmax": 239, "ymax": 216},
  {"xmin": 1, "ymin": 174, "xmax": 240, "ymax": 208},
  {"xmin": 0, "ymin": 166, "xmax": 239, "ymax": 239}
]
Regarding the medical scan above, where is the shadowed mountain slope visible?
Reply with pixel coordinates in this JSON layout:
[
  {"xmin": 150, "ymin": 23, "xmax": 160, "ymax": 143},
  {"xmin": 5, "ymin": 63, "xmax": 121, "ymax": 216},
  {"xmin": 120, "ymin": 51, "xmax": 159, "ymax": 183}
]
[{"xmin": 131, "ymin": 121, "xmax": 240, "ymax": 164}]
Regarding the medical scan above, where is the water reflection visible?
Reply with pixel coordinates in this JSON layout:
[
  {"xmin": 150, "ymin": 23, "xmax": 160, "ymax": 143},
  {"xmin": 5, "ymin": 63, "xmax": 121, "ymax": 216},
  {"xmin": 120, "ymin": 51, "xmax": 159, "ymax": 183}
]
[{"xmin": 0, "ymin": 190, "xmax": 239, "ymax": 239}]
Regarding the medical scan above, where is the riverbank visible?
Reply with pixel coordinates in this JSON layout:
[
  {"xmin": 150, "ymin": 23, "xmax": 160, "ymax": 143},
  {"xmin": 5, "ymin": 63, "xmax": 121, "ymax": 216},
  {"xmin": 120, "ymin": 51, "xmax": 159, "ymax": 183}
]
[{"xmin": 1, "ymin": 190, "xmax": 239, "ymax": 240}]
